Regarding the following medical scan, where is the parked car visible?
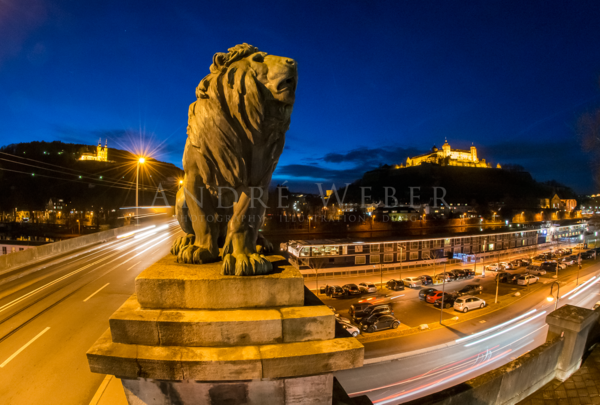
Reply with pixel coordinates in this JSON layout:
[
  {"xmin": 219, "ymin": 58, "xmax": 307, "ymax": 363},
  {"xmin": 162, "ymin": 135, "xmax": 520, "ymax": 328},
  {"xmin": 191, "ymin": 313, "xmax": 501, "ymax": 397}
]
[
  {"xmin": 337, "ymin": 319, "xmax": 360, "ymax": 337},
  {"xmin": 454, "ymin": 295, "xmax": 486, "ymax": 313},
  {"xmin": 485, "ymin": 263, "xmax": 502, "ymax": 271},
  {"xmin": 498, "ymin": 272, "xmax": 519, "ymax": 284},
  {"xmin": 358, "ymin": 282, "xmax": 377, "ymax": 293},
  {"xmin": 562, "ymin": 258, "xmax": 575, "ymax": 266},
  {"xmin": 521, "ymin": 258, "xmax": 532, "ymax": 266},
  {"xmin": 527, "ymin": 265, "xmax": 547, "ymax": 276},
  {"xmin": 326, "ymin": 285, "xmax": 346, "ymax": 298},
  {"xmin": 386, "ymin": 279, "xmax": 405, "ymax": 291},
  {"xmin": 439, "ymin": 272, "xmax": 457, "ymax": 281},
  {"xmin": 336, "ymin": 314, "xmax": 352, "ymax": 324},
  {"xmin": 582, "ymin": 251, "xmax": 596, "ymax": 260},
  {"xmin": 348, "ymin": 303, "xmax": 371, "ymax": 319},
  {"xmin": 540, "ymin": 261, "xmax": 558, "ymax": 272},
  {"xmin": 556, "ymin": 262, "xmax": 567, "ymax": 270},
  {"xmin": 360, "ymin": 314, "xmax": 401, "ymax": 333},
  {"xmin": 456, "ymin": 285, "xmax": 483, "ymax": 296},
  {"xmin": 517, "ymin": 274, "xmax": 539, "ymax": 286},
  {"xmin": 403, "ymin": 277, "xmax": 423, "ymax": 288},
  {"xmin": 563, "ymin": 248, "xmax": 573, "ymax": 255},
  {"xmin": 449, "ymin": 269, "xmax": 467, "ymax": 280},
  {"xmin": 342, "ymin": 284, "xmax": 361, "ymax": 296},
  {"xmin": 426, "ymin": 290, "xmax": 446, "ymax": 304},
  {"xmin": 500, "ymin": 262, "xmax": 513, "ymax": 270},
  {"xmin": 510, "ymin": 259, "xmax": 523, "ymax": 268},
  {"xmin": 463, "ymin": 269, "xmax": 476, "ymax": 278},
  {"xmin": 351, "ymin": 304, "xmax": 393, "ymax": 322},
  {"xmin": 433, "ymin": 293, "xmax": 458, "ymax": 308},
  {"xmin": 419, "ymin": 275, "xmax": 433, "ymax": 285},
  {"xmin": 419, "ymin": 287, "xmax": 438, "ymax": 300}
]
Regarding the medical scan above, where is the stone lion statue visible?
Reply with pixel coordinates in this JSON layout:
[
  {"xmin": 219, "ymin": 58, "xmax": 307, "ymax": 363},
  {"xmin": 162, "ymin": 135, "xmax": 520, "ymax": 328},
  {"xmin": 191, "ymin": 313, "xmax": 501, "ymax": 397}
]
[{"xmin": 170, "ymin": 43, "xmax": 297, "ymax": 276}]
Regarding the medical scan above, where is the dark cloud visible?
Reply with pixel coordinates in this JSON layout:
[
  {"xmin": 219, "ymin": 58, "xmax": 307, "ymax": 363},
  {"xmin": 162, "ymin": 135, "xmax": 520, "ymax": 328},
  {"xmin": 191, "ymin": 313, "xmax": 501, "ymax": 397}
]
[{"xmin": 320, "ymin": 146, "xmax": 426, "ymax": 166}]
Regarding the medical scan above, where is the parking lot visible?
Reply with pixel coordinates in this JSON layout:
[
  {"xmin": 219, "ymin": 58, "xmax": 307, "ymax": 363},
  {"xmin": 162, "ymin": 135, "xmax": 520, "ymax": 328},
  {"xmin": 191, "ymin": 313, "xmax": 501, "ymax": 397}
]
[{"xmin": 319, "ymin": 262, "xmax": 572, "ymax": 329}]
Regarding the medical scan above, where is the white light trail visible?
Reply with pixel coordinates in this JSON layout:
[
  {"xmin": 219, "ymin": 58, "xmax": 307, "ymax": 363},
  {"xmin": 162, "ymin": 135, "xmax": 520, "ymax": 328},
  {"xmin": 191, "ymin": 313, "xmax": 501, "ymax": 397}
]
[
  {"xmin": 456, "ymin": 309, "xmax": 538, "ymax": 343},
  {"xmin": 569, "ymin": 278, "xmax": 600, "ymax": 300},
  {"xmin": 563, "ymin": 276, "xmax": 597, "ymax": 298},
  {"xmin": 464, "ymin": 311, "xmax": 547, "ymax": 347}
]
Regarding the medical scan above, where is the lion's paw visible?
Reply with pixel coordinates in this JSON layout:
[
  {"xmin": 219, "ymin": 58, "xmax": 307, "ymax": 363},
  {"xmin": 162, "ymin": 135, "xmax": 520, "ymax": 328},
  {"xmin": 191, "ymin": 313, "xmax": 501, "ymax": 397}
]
[
  {"xmin": 256, "ymin": 234, "xmax": 274, "ymax": 254},
  {"xmin": 177, "ymin": 245, "xmax": 217, "ymax": 264},
  {"xmin": 171, "ymin": 234, "xmax": 195, "ymax": 255},
  {"xmin": 221, "ymin": 253, "xmax": 273, "ymax": 276}
]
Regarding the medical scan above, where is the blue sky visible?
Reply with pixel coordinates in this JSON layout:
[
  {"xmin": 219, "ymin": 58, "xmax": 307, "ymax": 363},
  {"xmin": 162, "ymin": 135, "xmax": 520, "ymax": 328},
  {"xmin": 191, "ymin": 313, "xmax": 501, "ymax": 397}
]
[{"xmin": 1, "ymin": 0, "xmax": 600, "ymax": 193}]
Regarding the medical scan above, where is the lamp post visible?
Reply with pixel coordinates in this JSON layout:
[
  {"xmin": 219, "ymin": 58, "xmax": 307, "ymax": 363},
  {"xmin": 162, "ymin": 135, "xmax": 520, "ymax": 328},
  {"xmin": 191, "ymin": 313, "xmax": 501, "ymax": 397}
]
[
  {"xmin": 399, "ymin": 245, "xmax": 404, "ymax": 280},
  {"xmin": 136, "ymin": 157, "xmax": 145, "ymax": 225},
  {"xmin": 547, "ymin": 281, "xmax": 560, "ymax": 311},
  {"xmin": 439, "ymin": 263, "xmax": 447, "ymax": 325}
]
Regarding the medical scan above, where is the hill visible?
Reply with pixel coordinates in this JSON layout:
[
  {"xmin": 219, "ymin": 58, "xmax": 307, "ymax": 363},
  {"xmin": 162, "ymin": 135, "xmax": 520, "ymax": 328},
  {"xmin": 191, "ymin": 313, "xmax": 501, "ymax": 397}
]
[
  {"xmin": 342, "ymin": 163, "xmax": 577, "ymax": 208},
  {"xmin": 0, "ymin": 141, "xmax": 183, "ymax": 212}
]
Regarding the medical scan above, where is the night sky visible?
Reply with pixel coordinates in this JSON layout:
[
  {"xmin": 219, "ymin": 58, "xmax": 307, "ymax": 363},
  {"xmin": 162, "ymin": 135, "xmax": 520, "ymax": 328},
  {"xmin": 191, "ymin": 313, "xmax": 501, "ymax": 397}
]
[{"xmin": 2, "ymin": 0, "xmax": 600, "ymax": 193}]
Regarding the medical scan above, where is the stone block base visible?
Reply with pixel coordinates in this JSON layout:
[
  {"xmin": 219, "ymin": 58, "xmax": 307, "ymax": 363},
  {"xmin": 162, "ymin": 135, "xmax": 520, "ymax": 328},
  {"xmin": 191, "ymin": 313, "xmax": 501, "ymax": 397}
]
[{"xmin": 121, "ymin": 374, "xmax": 334, "ymax": 405}]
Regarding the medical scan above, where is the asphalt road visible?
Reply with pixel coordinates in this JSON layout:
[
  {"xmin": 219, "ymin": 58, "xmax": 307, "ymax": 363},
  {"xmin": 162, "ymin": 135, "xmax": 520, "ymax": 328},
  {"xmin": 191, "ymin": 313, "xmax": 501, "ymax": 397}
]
[
  {"xmin": 0, "ymin": 226, "xmax": 597, "ymax": 405},
  {"xmin": 0, "ymin": 218, "xmax": 183, "ymax": 405}
]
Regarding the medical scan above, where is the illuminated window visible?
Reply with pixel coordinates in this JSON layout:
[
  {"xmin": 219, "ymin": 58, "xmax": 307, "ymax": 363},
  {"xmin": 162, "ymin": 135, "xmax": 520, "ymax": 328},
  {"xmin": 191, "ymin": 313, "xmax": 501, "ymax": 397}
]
[
  {"xmin": 422, "ymin": 251, "xmax": 430, "ymax": 259},
  {"xmin": 398, "ymin": 251, "xmax": 407, "ymax": 261},
  {"xmin": 488, "ymin": 243, "xmax": 494, "ymax": 251},
  {"xmin": 422, "ymin": 240, "xmax": 430, "ymax": 249},
  {"xmin": 354, "ymin": 245, "xmax": 363, "ymax": 253},
  {"xmin": 384, "ymin": 254, "xmax": 393, "ymax": 262},
  {"xmin": 384, "ymin": 243, "xmax": 394, "ymax": 252},
  {"xmin": 410, "ymin": 241, "xmax": 419, "ymax": 250},
  {"xmin": 355, "ymin": 256, "xmax": 366, "ymax": 265},
  {"xmin": 370, "ymin": 255, "xmax": 380, "ymax": 264},
  {"xmin": 409, "ymin": 252, "xmax": 419, "ymax": 260},
  {"xmin": 370, "ymin": 244, "xmax": 380, "ymax": 253}
]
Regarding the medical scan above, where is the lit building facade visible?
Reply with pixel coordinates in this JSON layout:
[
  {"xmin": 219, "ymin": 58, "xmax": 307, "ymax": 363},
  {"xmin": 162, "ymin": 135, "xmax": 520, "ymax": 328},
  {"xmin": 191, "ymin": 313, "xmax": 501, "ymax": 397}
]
[
  {"xmin": 80, "ymin": 139, "xmax": 108, "ymax": 162},
  {"xmin": 399, "ymin": 139, "xmax": 494, "ymax": 168}
]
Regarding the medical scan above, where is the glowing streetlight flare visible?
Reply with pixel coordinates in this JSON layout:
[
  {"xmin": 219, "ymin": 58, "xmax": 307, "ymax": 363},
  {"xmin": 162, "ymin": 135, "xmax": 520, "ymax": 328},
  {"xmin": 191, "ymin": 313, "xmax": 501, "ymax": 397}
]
[{"xmin": 138, "ymin": 157, "xmax": 146, "ymax": 164}]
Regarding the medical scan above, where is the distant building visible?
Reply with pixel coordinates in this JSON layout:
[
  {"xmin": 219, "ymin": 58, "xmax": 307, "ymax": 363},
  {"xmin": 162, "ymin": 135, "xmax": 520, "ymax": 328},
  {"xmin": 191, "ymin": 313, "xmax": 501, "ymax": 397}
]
[
  {"xmin": 398, "ymin": 139, "xmax": 494, "ymax": 169},
  {"xmin": 80, "ymin": 139, "xmax": 109, "ymax": 162},
  {"xmin": 539, "ymin": 194, "xmax": 577, "ymax": 212}
]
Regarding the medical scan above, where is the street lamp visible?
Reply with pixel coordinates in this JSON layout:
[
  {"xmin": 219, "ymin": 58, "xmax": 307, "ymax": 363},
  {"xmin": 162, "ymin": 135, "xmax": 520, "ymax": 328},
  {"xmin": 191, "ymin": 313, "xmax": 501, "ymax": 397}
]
[
  {"xmin": 136, "ymin": 157, "xmax": 146, "ymax": 225},
  {"xmin": 547, "ymin": 281, "xmax": 560, "ymax": 311},
  {"xmin": 308, "ymin": 215, "xmax": 313, "ymax": 233}
]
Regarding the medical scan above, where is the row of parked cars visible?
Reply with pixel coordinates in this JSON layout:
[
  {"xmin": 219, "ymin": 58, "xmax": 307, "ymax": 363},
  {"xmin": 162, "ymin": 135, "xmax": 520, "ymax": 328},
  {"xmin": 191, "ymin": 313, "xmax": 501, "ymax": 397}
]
[{"xmin": 417, "ymin": 284, "xmax": 487, "ymax": 312}]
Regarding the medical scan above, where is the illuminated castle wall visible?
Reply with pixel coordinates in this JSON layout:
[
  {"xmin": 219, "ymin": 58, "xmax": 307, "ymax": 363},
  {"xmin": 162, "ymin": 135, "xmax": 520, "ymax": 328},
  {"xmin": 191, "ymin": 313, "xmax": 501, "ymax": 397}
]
[{"xmin": 398, "ymin": 139, "xmax": 499, "ymax": 169}]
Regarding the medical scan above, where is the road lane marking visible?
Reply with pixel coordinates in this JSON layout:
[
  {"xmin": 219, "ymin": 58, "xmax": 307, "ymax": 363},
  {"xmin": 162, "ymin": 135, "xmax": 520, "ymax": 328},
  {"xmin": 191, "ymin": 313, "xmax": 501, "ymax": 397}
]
[
  {"xmin": 0, "ymin": 327, "xmax": 50, "ymax": 368},
  {"xmin": 126, "ymin": 262, "xmax": 141, "ymax": 271},
  {"xmin": 89, "ymin": 375, "xmax": 113, "ymax": 405},
  {"xmin": 83, "ymin": 284, "xmax": 110, "ymax": 302}
]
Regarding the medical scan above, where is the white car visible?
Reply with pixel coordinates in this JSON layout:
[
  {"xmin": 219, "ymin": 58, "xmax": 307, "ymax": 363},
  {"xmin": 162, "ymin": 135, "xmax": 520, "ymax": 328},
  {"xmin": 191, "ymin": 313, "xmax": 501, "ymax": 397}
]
[
  {"xmin": 517, "ymin": 275, "xmax": 539, "ymax": 285},
  {"xmin": 337, "ymin": 319, "xmax": 360, "ymax": 337},
  {"xmin": 500, "ymin": 262, "xmax": 512, "ymax": 270},
  {"xmin": 453, "ymin": 295, "xmax": 486, "ymax": 313},
  {"xmin": 403, "ymin": 277, "xmax": 422, "ymax": 288},
  {"xmin": 485, "ymin": 263, "xmax": 502, "ymax": 271},
  {"xmin": 527, "ymin": 267, "xmax": 547, "ymax": 276},
  {"xmin": 562, "ymin": 258, "xmax": 575, "ymax": 266},
  {"xmin": 335, "ymin": 314, "xmax": 352, "ymax": 324},
  {"xmin": 359, "ymin": 282, "xmax": 377, "ymax": 293}
]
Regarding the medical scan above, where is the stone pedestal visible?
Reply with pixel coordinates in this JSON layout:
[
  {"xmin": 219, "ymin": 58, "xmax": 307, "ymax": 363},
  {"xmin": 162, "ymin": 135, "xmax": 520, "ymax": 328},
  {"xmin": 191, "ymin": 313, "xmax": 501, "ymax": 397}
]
[
  {"xmin": 87, "ymin": 255, "xmax": 364, "ymax": 405},
  {"xmin": 546, "ymin": 304, "xmax": 599, "ymax": 381}
]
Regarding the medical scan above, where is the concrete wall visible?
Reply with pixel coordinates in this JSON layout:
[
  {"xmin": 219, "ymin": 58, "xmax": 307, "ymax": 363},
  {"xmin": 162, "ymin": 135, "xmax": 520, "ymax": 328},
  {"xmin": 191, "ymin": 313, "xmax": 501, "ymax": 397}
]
[
  {"xmin": 403, "ymin": 336, "xmax": 565, "ymax": 405},
  {"xmin": 0, "ymin": 225, "xmax": 136, "ymax": 276}
]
